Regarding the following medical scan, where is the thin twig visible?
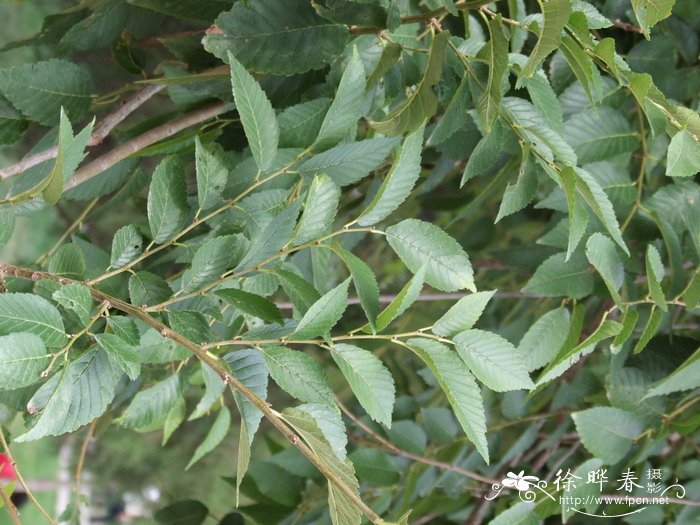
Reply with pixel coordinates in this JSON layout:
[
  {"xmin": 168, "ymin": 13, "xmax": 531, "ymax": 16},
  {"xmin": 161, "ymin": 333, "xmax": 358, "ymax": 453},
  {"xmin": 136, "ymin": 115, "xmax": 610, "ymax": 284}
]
[
  {"xmin": 35, "ymin": 198, "xmax": 99, "ymax": 266},
  {"xmin": 0, "ymin": 430, "xmax": 57, "ymax": 525},
  {"xmin": 337, "ymin": 399, "xmax": 497, "ymax": 485},
  {"xmin": 0, "ymin": 85, "xmax": 164, "ymax": 180},
  {"xmin": 74, "ymin": 420, "xmax": 97, "ymax": 496},
  {"xmin": 611, "ymin": 19, "xmax": 644, "ymax": 34},
  {"xmin": 274, "ymin": 290, "xmax": 543, "ymax": 310},
  {"xmin": 65, "ymin": 102, "xmax": 229, "ymax": 190},
  {"xmin": 0, "ymin": 481, "xmax": 21, "ymax": 525},
  {"xmin": 0, "ymin": 264, "xmax": 382, "ymax": 525}
]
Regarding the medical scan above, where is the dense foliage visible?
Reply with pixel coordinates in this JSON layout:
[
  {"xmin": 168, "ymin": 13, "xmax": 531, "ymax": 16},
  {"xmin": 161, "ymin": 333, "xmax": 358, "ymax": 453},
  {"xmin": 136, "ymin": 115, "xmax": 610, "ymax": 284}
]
[{"xmin": 0, "ymin": 0, "xmax": 698, "ymax": 524}]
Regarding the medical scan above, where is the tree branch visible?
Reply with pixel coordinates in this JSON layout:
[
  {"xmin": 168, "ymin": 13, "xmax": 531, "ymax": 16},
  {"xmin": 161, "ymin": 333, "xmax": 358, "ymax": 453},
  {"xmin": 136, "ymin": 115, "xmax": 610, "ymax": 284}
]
[
  {"xmin": 0, "ymin": 430, "xmax": 57, "ymax": 525},
  {"xmin": 0, "ymin": 85, "xmax": 165, "ymax": 180},
  {"xmin": 65, "ymin": 102, "xmax": 230, "ymax": 190},
  {"xmin": 0, "ymin": 263, "xmax": 382, "ymax": 525},
  {"xmin": 0, "ymin": 481, "xmax": 21, "ymax": 525}
]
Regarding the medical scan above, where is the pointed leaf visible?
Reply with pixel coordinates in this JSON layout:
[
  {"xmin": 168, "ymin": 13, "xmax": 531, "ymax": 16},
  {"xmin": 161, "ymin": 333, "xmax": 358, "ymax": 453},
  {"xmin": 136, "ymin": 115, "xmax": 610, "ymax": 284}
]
[
  {"xmin": 147, "ymin": 156, "xmax": 188, "ymax": 244},
  {"xmin": 110, "ymin": 225, "xmax": 143, "ymax": 269},
  {"xmin": 0, "ymin": 333, "xmax": 49, "ymax": 389},
  {"xmin": 52, "ymin": 283, "xmax": 92, "ymax": 326},
  {"xmin": 478, "ymin": 15, "xmax": 510, "ymax": 132},
  {"xmin": 518, "ymin": 0, "xmax": 571, "ymax": 80},
  {"xmin": 432, "ymin": 291, "xmax": 495, "ymax": 337},
  {"xmin": 453, "ymin": 329, "xmax": 534, "ymax": 392},
  {"xmin": 262, "ymin": 345, "xmax": 334, "ymax": 404},
  {"xmin": 0, "ymin": 293, "xmax": 66, "ymax": 348},
  {"xmin": 228, "ymin": 52, "xmax": 279, "ymax": 172},
  {"xmin": 292, "ymin": 278, "xmax": 350, "ymax": 340},
  {"xmin": 186, "ymin": 407, "xmax": 231, "ymax": 469},
  {"xmin": 332, "ymin": 243, "xmax": 380, "ymax": 332},
  {"xmin": 357, "ymin": 124, "xmax": 424, "ymax": 226},
  {"xmin": 293, "ymin": 174, "xmax": 340, "ymax": 245},
  {"xmin": 94, "ymin": 333, "xmax": 140, "ymax": 380},
  {"xmin": 385, "ymin": 219, "xmax": 475, "ymax": 292},
  {"xmin": 406, "ymin": 338, "xmax": 489, "ymax": 463},
  {"xmin": 315, "ymin": 48, "xmax": 365, "ymax": 149},
  {"xmin": 215, "ymin": 288, "xmax": 283, "ymax": 324},
  {"xmin": 331, "ymin": 344, "xmax": 395, "ymax": 427},
  {"xmin": 195, "ymin": 136, "xmax": 228, "ymax": 210},
  {"xmin": 585, "ymin": 233, "xmax": 624, "ymax": 305}
]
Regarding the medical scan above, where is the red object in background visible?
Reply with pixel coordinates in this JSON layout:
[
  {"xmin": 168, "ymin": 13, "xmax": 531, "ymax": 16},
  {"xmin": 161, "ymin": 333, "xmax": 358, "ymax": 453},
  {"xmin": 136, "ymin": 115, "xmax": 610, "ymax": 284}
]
[{"xmin": 0, "ymin": 453, "xmax": 16, "ymax": 479}]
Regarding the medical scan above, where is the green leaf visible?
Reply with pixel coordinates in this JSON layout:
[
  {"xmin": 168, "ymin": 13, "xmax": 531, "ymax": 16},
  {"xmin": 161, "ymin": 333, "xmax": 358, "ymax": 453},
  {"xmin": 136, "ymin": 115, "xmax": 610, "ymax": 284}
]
[
  {"xmin": 453, "ymin": 329, "xmax": 534, "ymax": 392},
  {"xmin": 496, "ymin": 153, "xmax": 540, "ymax": 221},
  {"xmin": 278, "ymin": 97, "xmax": 332, "ymax": 149},
  {"xmin": 127, "ymin": 0, "xmax": 231, "ymax": 21},
  {"xmin": 682, "ymin": 271, "xmax": 700, "ymax": 309},
  {"xmin": 427, "ymin": 78, "xmax": 471, "ymax": 146},
  {"xmin": 225, "ymin": 348, "xmax": 268, "ymax": 503},
  {"xmin": 523, "ymin": 251, "xmax": 594, "ymax": 299},
  {"xmin": 432, "ymin": 291, "xmax": 495, "ymax": 337},
  {"xmin": 154, "ymin": 500, "xmax": 208, "ymax": 525},
  {"xmin": 631, "ymin": 0, "xmax": 676, "ymax": 37},
  {"xmin": 559, "ymin": 34, "xmax": 603, "ymax": 106},
  {"xmin": 94, "ymin": 333, "xmax": 140, "ymax": 380},
  {"xmin": 357, "ymin": 123, "xmax": 424, "ymax": 226},
  {"xmin": 564, "ymin": 108, "xmax": 639, "ymax": 164},
  {"xmin": 281, "ymin": 407, "xmax": 361, "ymax": 525},
  {"xmin": 371, "ymin": 31, "xmax": 449, "ymax": 136},
  {"xmin": 168, "ymin": 311, "xmax": 211, "ymax": 344},
  {"xmin": 292, "ymin": 278, "xmax": 350, "ymax": 340},
  {"xmin": 110, "ymin": 224, "xmax": 143, "ymax": 269},
  {"xmin": 314, "ymin": 48, "xmax": 365, "ymax": 150},
  {"xmin": 235, "ymin": 200, "xmax": 301, "ymax": 270},
  {"xmin": 518, "ymin": 0, "xmax": 571, "ymax": 80},
  {"xmin": 147, "ymin": 156, "xmax": 188, "ymax": 244},
  {"xmin": 195, "ymin": 136, "xmax": 228, "ymax": 210},
  {"xmin": 477, "ymin": 15, "xmax": 510, "ymax": 132},
  {"xmin": 367, "ymin": 41, "xmax": 401, "ymax": 88},
  {"xmin": 297, "ymin": 403, "xmax": 348, "ymax": 460},
  {"xmin": 559, "ymin": 166, "xmax": 588, "ymax": 258},
  {"xmin": 536, "ymin": 319, "xmax": 622, "ymax": 385},
  {"xmin": 385, "ymin": 219, "xmax": 475, "ymax": 292},
  {"xmin": 180, "ymin": 235, "xmax": 237, "ymax": 294},
  {"xmin": 519, "ymin": 307, "xmax": 571, "ymax": 372},
  {"xmin": 406, "ymin": 338, "xmax": 488, "ymax": 463},
  {"xmin": 0, "ymin": 59, "xmax": 93, "ymax": 125},
  {"xmin": 632, "ymin": 306, "xmax": 663, "ymax": 354},
  {"xmin": 666, "ymin": 129, "xmax": 700, "ymax": 178},
  {"xmin": 48, "ymin": 244, "xmax": 85, "ymax": 278},
  {"xmin": 215, "ymin": 288, "xmax": 283, "ymax": 324},
  {"xmin": 373, "ymin": 265, "xmax": 426, "ymax": 332},
  {"xmin": 331, "ymin": 343, "xmax": 395, "ymax": 427},
  {"xmin": 572, "ymin": 407, "xmax": 645, "ymax": 464},
  {"xmin": 461, "ymin": 121, "xmax": 506, "ymax": 186},
  {"xmin": 585, "ymin": 233, "xmax": 624, "ymax": 305},
  {"xmin": 610, "ymin": 308, "xmax": 639, "ymax": 353},
  {"xmin": 331, "ymin": 243, "xmax": 380, "ymax": 332},
  {"xmin": 190, "ymin": 363, "xmax": 225, "ymax": 421},
  {"xmin": 645, "ymin": 347, "xmax": 700, "ymax": 398},
  {"xmin": 186, "ymin": 407, "xmax": 231, "ymax": 469},
  {"xmin": 314, "ymin": 0, "xmax": 388, "ymax": 26},
  {"xmin": 503, "ymin": 97, "xmax": 577, "ymax": 165},
  {"xmin": 488, "ymin": 502, "xmax": 537, "ymax": 525},
  {"xmin": 348, "ymin": 448, "xmax": 400, "ymax": 487},
  {"xmin": 119, "ymin": 374, "xmax": 184, "ymax": 432},
  {"xmin": 0, "ymin": 292, "xmax": 66, "ymax": 348},
  {"xmin": 129, "ymin": 271, "xmax": 172, "ymax": 307},
  {"xmin": 204, "ymin": 0, "xmax": 348, "ymax": 75},
  {"xmin": 52, "ymin": 283, "xmax": 92, "ymax": 326},
  {"xmin": 18, "ymin": 348, "xmax": 122, "ymax": 441},
  {"xmin": 297, "ymin": 137, "xmax": 399, "ymax": 186},
  {"xmin": 272, "ymin": 268, "xmax": 321, "ymax": 316},
  {"xmin": 292, "ymin": 174, "xmax": 340, "ymax": 245},
  {"xmin": 0, "ymin": 333, "xmax": 49, "ymax": 389},
  {"xmin": 645, "ymin": 245, "xmax": 667, "ymax": 311},
  {"xmin": 261, "ymin": 345, "xmax": 334, "ymax": 405},
  {"xmin": 575, "ymin": 168, "xmax": 628, "ymax": 255},
  {"xmin": 228, "ymin": 52, "xmax": 279, "ymax": 172},
  {"xmin": 42, "ymin": 108, "xmax": 93, "ymax": 205}
]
